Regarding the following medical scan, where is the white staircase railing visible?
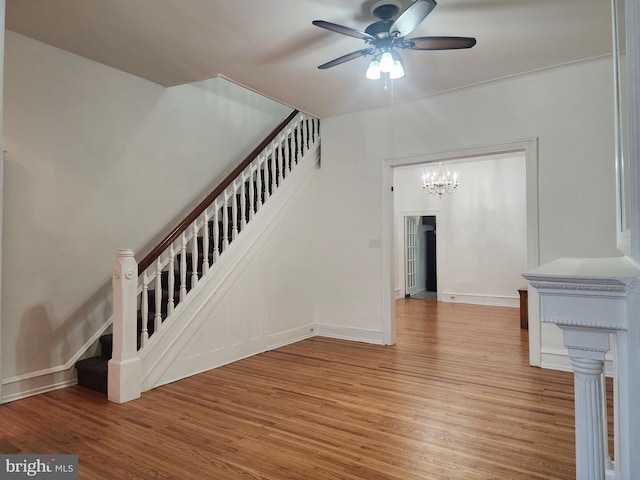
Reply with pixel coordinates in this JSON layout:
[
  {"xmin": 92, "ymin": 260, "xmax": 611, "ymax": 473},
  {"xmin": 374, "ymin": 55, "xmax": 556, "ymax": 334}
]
[{"xmin": 109, "ymin": 111, "xmax": 320, "ymax": 403}]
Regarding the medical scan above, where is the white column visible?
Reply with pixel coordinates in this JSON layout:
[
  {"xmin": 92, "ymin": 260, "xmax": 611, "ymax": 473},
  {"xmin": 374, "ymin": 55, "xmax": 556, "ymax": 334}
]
[
  {"xmin": 108, "ymin": 249, "xmax": 141, "ymax": 404},
  {"xmin": 614, "ymin": 281, "xmax": 640, "ymax": 478},
  {"xmin": 523, "ymin": 256, "xmax": 640, "ymax": 480},
  {"xmin": 563, "ymin": 328, "xmax": 610, "ymax": 480}
]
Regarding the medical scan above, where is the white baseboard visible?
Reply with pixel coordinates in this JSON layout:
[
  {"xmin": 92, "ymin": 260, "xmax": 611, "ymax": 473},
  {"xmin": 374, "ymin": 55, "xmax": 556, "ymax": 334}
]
[
  {"xmin": 540, "ymin": 350, "xmax": 572, "ymax": 373},
  {"xmin": 315, "ymin": 324, "xmax": 384, "ymax": 345},
  {"xmin": 267, "ymin": 324, "xmax": 315, "ymax": 350},
  {"xmin": 1, "ymin": 319, "xmax": 111, "ymax": 403},
  {"xmin": 2, "ymin": 369, "xmax": 77, "ymax": 404},
  {"xmin": 439, "ymin": 291, "xmax": 519, "ymax": 308}
]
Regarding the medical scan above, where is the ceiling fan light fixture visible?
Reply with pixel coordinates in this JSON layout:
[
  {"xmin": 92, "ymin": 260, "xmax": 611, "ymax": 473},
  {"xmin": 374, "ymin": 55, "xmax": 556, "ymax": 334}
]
[
  {"xmin": 366, "ymin": 59, "xmax": 382, "ymax": 79},
  {"xmin": 379, "ymin": 51, "xmax": 394, "ymax": 72},
  {"xmin": 313, "ymin": 0, "xmax": 476, "ymax": 82}
]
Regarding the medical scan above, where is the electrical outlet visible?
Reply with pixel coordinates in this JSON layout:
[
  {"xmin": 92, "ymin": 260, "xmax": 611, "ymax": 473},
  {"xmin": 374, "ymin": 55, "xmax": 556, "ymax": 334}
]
[
  {"xmin": 449, "ymin": 295, "xmax": 455, "ymax": 301},
  {"xmin": 368, "ymin": 238, "xmax": 381, "ymax": 247}
]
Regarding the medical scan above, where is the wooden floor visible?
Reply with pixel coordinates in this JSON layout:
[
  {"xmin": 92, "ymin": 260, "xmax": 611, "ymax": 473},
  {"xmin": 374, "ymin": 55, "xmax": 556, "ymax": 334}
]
[{"xmin": 0, "ymin": 299, "xmax": 583, "ymax": 479}]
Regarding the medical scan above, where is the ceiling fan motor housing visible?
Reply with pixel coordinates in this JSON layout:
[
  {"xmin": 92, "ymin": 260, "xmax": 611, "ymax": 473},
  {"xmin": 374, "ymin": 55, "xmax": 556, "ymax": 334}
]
[
  {"xmin": 365, "ymin": 20, "xmax": 394, "ymax": 39},
  {"xmin": 371, "ymin": 2, "xmax": 400, "ymax": 21},
  {"xmin": 367, "ymin": 1, "xmax": 402, "ymax": 39}
]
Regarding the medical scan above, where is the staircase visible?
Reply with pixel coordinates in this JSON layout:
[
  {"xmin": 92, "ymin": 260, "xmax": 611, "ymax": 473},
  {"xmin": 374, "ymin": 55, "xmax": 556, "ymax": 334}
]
[{"xmin": 75, "ymin": 110, "xmax": 320, "ymax": 395}]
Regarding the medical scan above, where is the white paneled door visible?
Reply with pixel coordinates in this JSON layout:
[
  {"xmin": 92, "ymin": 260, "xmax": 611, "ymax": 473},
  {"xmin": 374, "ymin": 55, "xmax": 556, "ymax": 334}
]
[{"xmin": 405, "ymin": 216, "xmax": 418, "ymax": 296}]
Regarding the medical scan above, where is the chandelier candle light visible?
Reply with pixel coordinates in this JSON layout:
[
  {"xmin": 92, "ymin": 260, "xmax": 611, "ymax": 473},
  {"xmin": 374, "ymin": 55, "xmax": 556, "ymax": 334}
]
[{"xmin": 422, "ymin": 162, "xmax": 459, "ymax": 198}]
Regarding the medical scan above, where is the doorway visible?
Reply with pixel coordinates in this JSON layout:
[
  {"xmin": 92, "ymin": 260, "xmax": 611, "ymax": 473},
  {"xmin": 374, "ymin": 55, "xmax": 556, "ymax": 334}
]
[
  {"xmin": 381, "ymin": 139, "xmax": 539, "ymax": 365},
  {"xmin": 404, "ymin": 215, "xmax": 437, "ymax": 299}
]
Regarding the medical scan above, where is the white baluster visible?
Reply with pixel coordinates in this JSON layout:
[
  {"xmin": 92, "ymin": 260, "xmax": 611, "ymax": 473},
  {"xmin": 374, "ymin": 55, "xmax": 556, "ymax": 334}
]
[
  {"xmin": 263, "ymin": 153, "xmax": 271, "ymax": 203},
  {"xmin": 302, "ymin": 115, "xmax": 308, "ymax": 155},
  {"xmin": 296, "ymin": 118, "xmax": 302, "ymax": 162},
  {"xmin": 277, "ymin": 134, "xmax": 284, "ymax": 184},
  {"xmin": 256, "ymin": 158, "xmax": 263, "ymax": 211},
  {"xmin": 179, "ymin": 233, "xmax": 187, "ymax": 302},
  {"xmin": 140, "ymin": 271, "xmax": 149, "ymax": 347},
  {"xmin": 202, "ymin": 211, "xmax": 210, "ymax": 275},
  {"xmin": 270, "ymin": 141, "xmax": 277, "ymax": 194},
  {"xmin": 298, "ymin": 114, "xmax": 307, "ymax": 158},
  {"xmin": 191, "ymin": 223, "xmax": 199, "ymax": 288},
  {"xmin": 167, "ymin": 245, "xmax": 175, "ymax": 315},
  {"xmin": 108, "ymin": 249, "xmax": 141, "ymax": 404},
  {"xmin": 284, "ymin": 129, "xmax": 291, "ymax": 176},
  {"xmin": 240, "ymin": 173, "xmax": 247, "ymax": 229},
  {"xmin": 249, "ymin": 167, "xmax": 256, "ymax": 220},
  {"xmin": 222, "ymin": 194, "xmax": 230, "ymax": 250},
  {"xmin": 213, "ymin": 202, "xmax": 220, "ymax": 261},
  {"xmin": 311, "ymin": 118, "xmax": 318, "ymax": 144},
  {"xmin": 232, "ymin": 182, "xmax": 238, "ymax": 241},
  {"xmin": 154, "ymin": 259, "xmax": 162, "ymax": 333}
]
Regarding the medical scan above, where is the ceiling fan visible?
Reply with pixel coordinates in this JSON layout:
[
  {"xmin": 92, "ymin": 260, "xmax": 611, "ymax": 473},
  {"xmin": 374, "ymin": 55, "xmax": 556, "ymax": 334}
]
[{"xmin": 312, "ymin": 0, "xmax": 476, "ymax": 79}]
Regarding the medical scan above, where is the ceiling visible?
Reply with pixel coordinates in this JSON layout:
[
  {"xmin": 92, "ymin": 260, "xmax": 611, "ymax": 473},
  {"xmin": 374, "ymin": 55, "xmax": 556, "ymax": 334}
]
[{"xmin": 5, "ymin": 0, "xmax": 614, "ymax": 119}]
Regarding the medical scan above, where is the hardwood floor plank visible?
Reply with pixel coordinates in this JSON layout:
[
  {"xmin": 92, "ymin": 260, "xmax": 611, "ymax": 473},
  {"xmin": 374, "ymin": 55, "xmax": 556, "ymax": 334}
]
[{"xmin": 0, "ymin": 299, "xmax": 592, "ymax": 479}]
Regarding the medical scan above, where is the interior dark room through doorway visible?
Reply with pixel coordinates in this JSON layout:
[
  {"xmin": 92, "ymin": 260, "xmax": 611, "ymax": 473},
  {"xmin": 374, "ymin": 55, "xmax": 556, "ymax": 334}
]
[{"xmin": 405, "ymin": 215, "xmax": 437, "ymax": 300}]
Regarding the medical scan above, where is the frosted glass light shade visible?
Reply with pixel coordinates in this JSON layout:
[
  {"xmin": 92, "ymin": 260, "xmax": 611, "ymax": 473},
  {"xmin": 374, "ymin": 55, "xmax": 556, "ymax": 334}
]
[
  {"xmin": 380, "ymin": 51, "xmax": 394, "ymax": 72},
  {"xmin": 366, "ymin": 60, "xmax": 381, "ymax": 79},
  {"xmin": 389, "ymin": 60, "xmax": 405, "ymax": 79}
]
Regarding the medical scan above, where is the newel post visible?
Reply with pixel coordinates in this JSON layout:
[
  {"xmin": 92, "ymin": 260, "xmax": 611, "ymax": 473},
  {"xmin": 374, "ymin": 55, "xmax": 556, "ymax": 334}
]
[{"xmin": 108, "ymin": 249, "xmax": 141, "ymax": 404}]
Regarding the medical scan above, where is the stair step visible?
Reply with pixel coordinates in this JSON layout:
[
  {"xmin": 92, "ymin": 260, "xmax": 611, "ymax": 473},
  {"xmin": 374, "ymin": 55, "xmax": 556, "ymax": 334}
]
[
  {"xmin": 75, "ymin": 356, "xmax": 108, "ymax": 394},
  {"xmin": 99, "ymin": 334, "xmax": 113, "ymax": 358}
]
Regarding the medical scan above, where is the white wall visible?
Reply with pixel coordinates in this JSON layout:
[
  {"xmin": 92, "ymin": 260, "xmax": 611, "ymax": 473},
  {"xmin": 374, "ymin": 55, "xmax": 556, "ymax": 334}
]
[
  {"xmin": 314, "ymin": 109, "xmax": 392, "ymax": 343},
  {"xmin": 316, "ymin": 57, "xmax": 620, "ymax": 365},
  {"xmin": 394, "ymin": 154, "xmax": 528, "ymax": 307},
  {"xmin": 2, "ymin": 31, "xmax": 291, "ymax": 394}
]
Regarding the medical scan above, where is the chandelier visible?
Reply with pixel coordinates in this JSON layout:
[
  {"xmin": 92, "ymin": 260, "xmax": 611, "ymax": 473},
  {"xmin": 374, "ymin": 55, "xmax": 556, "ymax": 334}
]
[{"xmin": 422, "ymin": 162, "xmax": 459, "ymax": 198}]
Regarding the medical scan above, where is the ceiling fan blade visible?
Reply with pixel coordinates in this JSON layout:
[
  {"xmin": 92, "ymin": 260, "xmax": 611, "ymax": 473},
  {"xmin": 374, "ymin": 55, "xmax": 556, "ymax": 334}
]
[
  {"xmin": 403, "ymin": 36, "xmax": 477, "ymax": 50},
  {"xmin": 390, "ymin": 0, "xmax": 437, "ymax": 38},
  {"xmin": 318, "ymin": 49, "xmax": 373, "ymax": 69},
  {"xmin": 312, "ymin": 20, "xmax": 375, "ymax": 41}
]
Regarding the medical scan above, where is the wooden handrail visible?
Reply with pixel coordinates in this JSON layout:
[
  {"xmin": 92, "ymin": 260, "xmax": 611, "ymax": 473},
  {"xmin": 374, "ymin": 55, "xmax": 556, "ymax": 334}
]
[{"xmin": 138, "ymin": 109, "xmax": 300, "ymax": 273}]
